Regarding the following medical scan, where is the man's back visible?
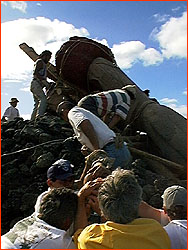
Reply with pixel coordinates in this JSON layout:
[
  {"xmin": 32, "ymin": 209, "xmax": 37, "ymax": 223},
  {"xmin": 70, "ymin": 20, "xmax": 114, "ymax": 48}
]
[
  {"xmin": 164, "ymin": 220, "xmax": 187, "ymax": 249},
  {"xmin": 68, "ymin": 106, "xmax": 115, "ymax": 151},
  {"xmin": 75, "ymin": 218, "xmax": 171, "ymax": 249},
  {"xmin": 78, "ymin": 89, "xmax": 131, "ymax": 119},
  {"xmin": 1, "ymin": 214, "xmax": 75, "ymax": 249}
]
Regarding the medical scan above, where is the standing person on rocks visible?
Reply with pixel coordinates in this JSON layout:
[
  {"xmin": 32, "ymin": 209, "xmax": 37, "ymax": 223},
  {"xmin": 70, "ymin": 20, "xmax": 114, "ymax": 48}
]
[
  {"xmin": 77, "ymin": 85, "xmax": 136, "ymax": 129},
  {"xmin": 1, "ymin": 188, "xmax": 78, "ymax": 249},
  {"xmin": 30, "ymin": 50, "xmax": 52, "ymax": 121},
  {"xmin": 1, "ymin": 97, "xmax": 20, "ymax": 122},
  {"xmin": 56, "ymin": 101, "xmax": 132, "ymax": 169}
]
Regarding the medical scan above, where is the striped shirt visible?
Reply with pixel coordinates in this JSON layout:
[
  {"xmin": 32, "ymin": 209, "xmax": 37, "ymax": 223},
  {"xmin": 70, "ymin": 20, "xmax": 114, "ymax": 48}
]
[{"xmin": 79, "ymin": 89, "xmax": 131, "ymax": 120}]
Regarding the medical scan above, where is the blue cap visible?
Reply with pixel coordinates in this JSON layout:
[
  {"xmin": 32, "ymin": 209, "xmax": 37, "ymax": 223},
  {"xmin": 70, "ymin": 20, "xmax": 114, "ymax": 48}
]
[{"xmin": 47, "ymin": 159, "xmax": 74, "ymax": 181}]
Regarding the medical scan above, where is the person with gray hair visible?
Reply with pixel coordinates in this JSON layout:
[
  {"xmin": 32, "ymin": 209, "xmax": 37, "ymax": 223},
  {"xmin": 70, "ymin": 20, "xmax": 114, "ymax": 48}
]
[
  {"xmin": 74, "ymin": 169, "xmax": 171, "ymax": 249},
  {"xmin": 1, "ymin": 188, "xmax": 77, "ymax": 249}
]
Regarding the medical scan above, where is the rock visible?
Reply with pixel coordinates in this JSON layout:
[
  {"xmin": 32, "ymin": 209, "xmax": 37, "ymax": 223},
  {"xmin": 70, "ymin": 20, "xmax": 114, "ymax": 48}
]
[
  {"xmin": 36, "ymin": 152, "xmax": 54, "ymax": 168},
  {"xmin": 1, "ymin": 112, "xmax": 186, "ymax": 234},
  {"xmin": 39, "ymin": 133, "xmax": 53, "ymax": 143}
]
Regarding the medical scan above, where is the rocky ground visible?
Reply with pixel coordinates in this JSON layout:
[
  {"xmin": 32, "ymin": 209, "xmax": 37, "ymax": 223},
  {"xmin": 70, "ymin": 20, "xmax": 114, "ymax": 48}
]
[{"xmin": 1, "ymin": 114, "xmax": 186, "ymax": 235}]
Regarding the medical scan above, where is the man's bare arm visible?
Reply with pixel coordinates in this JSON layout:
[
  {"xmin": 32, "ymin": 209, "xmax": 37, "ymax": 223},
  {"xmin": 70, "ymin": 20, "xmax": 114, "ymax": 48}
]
[
  {"xmin": 107, "ymin": 114, "xmax": 121, "ymax": 129},
  {"xmin": 79, "ymin": 119, "xmax": 100, "ymax": 150},
  {"xmin": 138, "ymin": 201, "xmax": 162, "ymax": 223}
]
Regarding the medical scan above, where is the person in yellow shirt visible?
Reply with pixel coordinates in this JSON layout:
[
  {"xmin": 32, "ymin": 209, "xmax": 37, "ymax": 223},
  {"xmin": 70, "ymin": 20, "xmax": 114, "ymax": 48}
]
[{"xmin": 74, "ymin": 169, "xmax": 171, "ymax": 249}]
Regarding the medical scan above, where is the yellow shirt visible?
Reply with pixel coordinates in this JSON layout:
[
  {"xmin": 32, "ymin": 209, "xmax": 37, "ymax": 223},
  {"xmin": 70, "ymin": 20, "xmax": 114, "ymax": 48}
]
[{"xmin": 74, "ymin": 218, "xmax": 171, "ymax": 249}]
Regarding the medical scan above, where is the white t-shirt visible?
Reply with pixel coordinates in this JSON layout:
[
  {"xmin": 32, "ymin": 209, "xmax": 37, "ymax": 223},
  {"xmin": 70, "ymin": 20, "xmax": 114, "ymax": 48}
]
[
  {"xmin": 68, "ymin": 106, "xmax": 115, "ymax": 150},
  {"xmin": 164, "ymin": 220, "xmax": 187, "ymax": 249},
  {"xmin": 1, "ymin": 214, "xmax": 76, "ymax": 249},
  {"xmin": 3, "ymin": 106, "xmax": 20, "ymax": 121}
]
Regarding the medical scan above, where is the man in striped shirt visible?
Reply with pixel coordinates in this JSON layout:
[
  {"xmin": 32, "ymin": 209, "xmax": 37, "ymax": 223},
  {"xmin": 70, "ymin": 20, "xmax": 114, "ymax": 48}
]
[{"xmin": 77, "ymin": 85, "xmax": 136, "ymax": 129}]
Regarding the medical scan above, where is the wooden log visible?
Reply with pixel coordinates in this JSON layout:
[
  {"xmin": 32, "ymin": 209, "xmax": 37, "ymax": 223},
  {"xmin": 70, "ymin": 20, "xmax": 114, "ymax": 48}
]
[
  {"xmin": 128, "ymin": 146, "xmax": 185, "ymax": 179},
  {"xmin": 19, "ymin": 43, "xmax": 59, "ymax": 82}
]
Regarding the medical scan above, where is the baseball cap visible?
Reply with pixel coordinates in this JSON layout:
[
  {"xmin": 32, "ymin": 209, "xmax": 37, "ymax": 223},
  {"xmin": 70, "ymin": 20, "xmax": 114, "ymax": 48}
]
[
  {"xmin": 162, "ymin": 185, "xmax": 187, "ymax": 210},
  {"xmin": 47, "ymin": 159, "xmax": 74, "ymax": 181}
]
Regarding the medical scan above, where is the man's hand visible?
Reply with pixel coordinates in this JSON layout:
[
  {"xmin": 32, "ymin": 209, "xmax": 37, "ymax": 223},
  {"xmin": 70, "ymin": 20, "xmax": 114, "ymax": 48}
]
[
  {"xmin": 74, "ymin": 178, "xmax": 104, "ymax": 232},
  {"xmin": 83, "ymin": 164, "xmax": 111, "ymax": 184},
  {"xmin": 42, "ymin": 80, "xmax": 50, "ymax": 89},
  {"xmin": 81, "ymin": 145, "xmax": 92, "ymax": 156},
  {"xmin": 78, "ymin": 178, "xmax": 104, "ymax": 203},
  {"xmin": 87, "ymin": 194, "xmax": 101, "ymax": 215}
]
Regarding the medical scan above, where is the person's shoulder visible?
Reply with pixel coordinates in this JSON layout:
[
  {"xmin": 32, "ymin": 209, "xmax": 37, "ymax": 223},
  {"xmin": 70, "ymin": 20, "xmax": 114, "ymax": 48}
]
[
  {"xmin": 171, "ymin": 220, "xmax": 187, "ymax": 228},
  {"xmin": 35, "ymin": 58, "xmax": 44, "ymax": 65},
  {"xmin": 69, "ymin": 106, "xmax": 84, "ymax": 114},
  {"xmin": 36, "ymin": 58, "xmax": 43, "ymax": 63},
  {"xmin": 81, "ymin": 223, "xmax": 103, "ymax": 234}
]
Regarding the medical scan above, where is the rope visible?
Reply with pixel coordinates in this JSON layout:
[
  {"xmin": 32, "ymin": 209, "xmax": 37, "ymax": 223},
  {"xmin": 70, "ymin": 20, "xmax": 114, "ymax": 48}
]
[{"xmin": 1, "ymin": 139, "xmax": 66, "ymax": 159}]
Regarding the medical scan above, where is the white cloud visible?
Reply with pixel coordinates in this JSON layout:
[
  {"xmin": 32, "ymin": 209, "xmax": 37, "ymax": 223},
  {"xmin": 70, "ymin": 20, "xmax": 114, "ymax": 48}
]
[
  {"xmin": 167, "ymin": 104, "xmax": 187, "ymax": 118},
  {"xmin": 172, "ymin": 6, "xmax": 181, "ymax": 12},
  {"xmin": 21, "ymin": 114, "xmax": 31, "ymax": 120},
  {"xmin": 153, "ymin": 13, "xmax": 170, "ymax": 23},
  {"xmin": 1, "ymin": 1, "xmax": 7, "ymax": 6},
  {"xmin": 20, "ymin": 87, "xmax": 30, "ymax": 92},
  {"xmin": 3, "ymin": 79, "xmax": 23, "ymax": 83},
  {"xmin": 36, "ymin": 3, "xmax": 42, "ymax": 7},
  {"xmin": 9, "ymin": 1, "xmax": 27, "ymax": 13},
  {"xmin": 1, "ymin": 17, "xmax": 90, "ymax": 81},
  {"xmin": 160, "ymin": 97, "xmax": 187, "ymax": 118},
  {"xmin": 160, "ymin": 98, "xmax": 178, "ymax": 104},
  {"xmin": 94, "ymin": 38, "xmax": 109, "ymax": 47},
  {"xmin": 139, "ymin": 48, "xmax": 163, "ymax": 66},
  {"xmin": 155, "ymin": 11, "xmax": 187, "ymax": 59},
  {"xmin": 1, "ymin": 13, "xmax": 186, "ymax": 82},
  {"xmin": 1, "ymin": 92, "xmax": 8, "ymax": 96},
  {"xmin": 183, "ymin": 90, "xmax": 187, "ymax": 95},
  {"xmin": 111, "ymin": 41, "xmax": 163, "ymax": 69}
]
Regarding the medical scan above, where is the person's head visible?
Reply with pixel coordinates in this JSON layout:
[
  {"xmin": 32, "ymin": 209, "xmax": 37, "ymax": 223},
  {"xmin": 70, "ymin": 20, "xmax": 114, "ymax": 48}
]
[
  {"xmin": 162, "ymin": 185, "xmax": 187, "ymax": 220},
  {"xmin": 39, "ymin": 50, "xmax": 52, "ymax": 63},
  {"xmin": 143, "ymin": 89, "xmax": 150, "ymax": 97},
  {"xmin": 9, "ymin": 97, "xmax": 19, "ymax": 107},
  {"xmin": 38, "ymin": 187, "xmax": 78, "ymax": 230},
  {"xmin": 56, "ymin": 101, "xmax": 74, "ymax": 122},
  {"xmin": 47, "ymin": 159, "xmax": 75, "ymax": 189},
  {"xmin": 98, "ymin": 168, "xmax": 142, "ymax": 224}
]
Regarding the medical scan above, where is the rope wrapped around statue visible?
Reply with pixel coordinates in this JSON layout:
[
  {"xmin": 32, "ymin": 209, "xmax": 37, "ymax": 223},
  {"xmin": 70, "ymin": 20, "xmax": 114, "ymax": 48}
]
[{"xmin": 19, "ymin": 36, "xmax": 187, "ymax": 173}]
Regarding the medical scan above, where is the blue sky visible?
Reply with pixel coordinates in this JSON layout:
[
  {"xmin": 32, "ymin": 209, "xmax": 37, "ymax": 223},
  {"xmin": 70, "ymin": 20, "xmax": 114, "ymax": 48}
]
[{"xmin": 1, "ymin": 1, "xmax": 187, "ymax": 119}]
